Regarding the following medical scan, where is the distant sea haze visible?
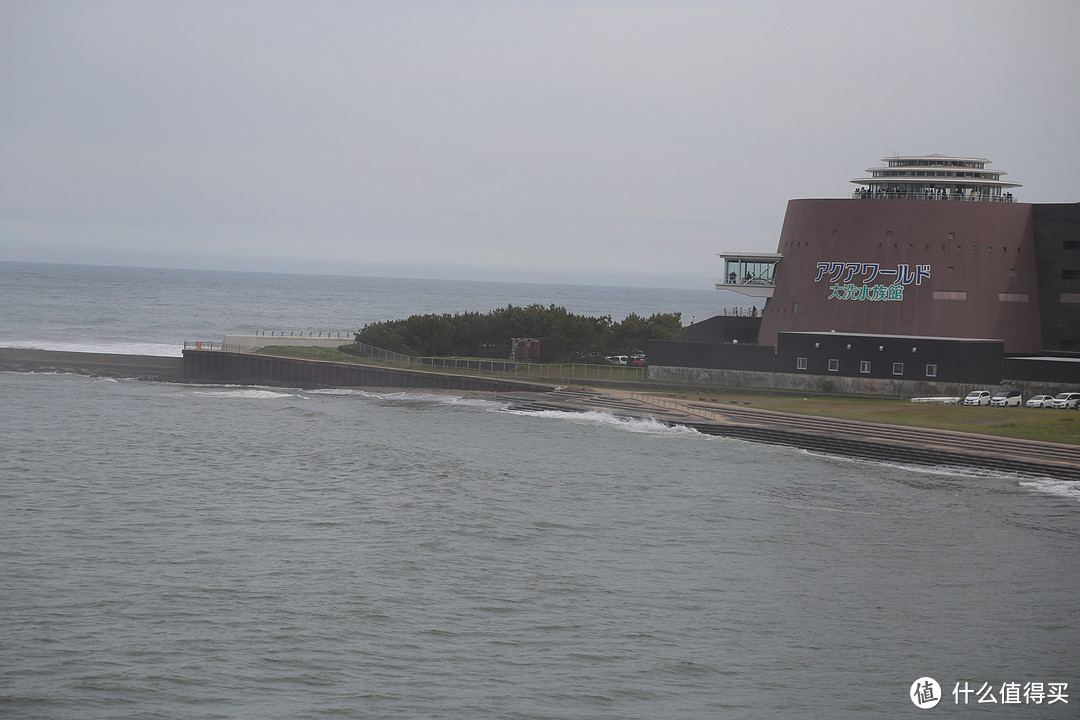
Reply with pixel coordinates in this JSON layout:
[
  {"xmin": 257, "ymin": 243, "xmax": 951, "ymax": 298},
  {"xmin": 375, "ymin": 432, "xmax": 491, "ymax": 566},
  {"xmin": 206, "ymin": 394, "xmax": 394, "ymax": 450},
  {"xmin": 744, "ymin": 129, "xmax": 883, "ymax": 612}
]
[
  {"xmin": 2, "ymin": 261, "xmax": 1077, "ymax": 718},
  {"xmin": 0, "ymin": 262, "xmax": 736, "ymax": 356}
]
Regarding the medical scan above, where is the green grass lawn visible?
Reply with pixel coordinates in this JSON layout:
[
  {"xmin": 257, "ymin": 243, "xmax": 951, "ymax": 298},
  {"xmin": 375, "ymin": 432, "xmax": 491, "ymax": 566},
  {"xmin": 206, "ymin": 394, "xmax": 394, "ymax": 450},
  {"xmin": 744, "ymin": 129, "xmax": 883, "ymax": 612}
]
[
  {"xmin": 671, "ymin": 391, "xmax": 1080, "ymax": 445},
  {"xmin": 257, "ymin": 345, "xmax": 384, "ymax": 363}
]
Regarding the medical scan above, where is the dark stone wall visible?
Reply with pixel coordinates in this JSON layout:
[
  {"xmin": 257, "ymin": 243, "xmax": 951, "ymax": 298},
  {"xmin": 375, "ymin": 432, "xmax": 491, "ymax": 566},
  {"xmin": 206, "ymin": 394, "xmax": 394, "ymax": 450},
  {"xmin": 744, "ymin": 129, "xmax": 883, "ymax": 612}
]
[
  {"xmin": 648, "ymin": 340, "xmax": 775, "ymax": 372},
  {"xmin": 775, "ymin": 332, "xmax": 1003, "ymax": 384},
  {"xmin": 1031, "ymin": 202, "xmax": 1080, "ymax": 352},
  {"xmin": 680, "ymin": 315, "xmax": 762, "ymax": 344},
  {"xmin": 0, "ymin": 348, "xmax": 184, "ymax": 379},
  {"xmin": 1004, "ymin": 356, "xmax": 1080, "ymax": 385}
]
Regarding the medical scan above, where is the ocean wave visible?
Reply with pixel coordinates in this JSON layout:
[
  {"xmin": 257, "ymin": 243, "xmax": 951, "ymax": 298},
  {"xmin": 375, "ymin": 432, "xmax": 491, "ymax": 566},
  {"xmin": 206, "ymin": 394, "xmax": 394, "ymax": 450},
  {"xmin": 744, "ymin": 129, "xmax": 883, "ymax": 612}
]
[
  {"xmin": 307, "ymin": 387, "xmax": 510, "ymax": 410},
  {"xmin": 1018, "ymin": 479, "xmax": 1080, "ymax": 502},
  {"xmin": 793, "ymin": 447, "xmax": 1046, "ymax": 481},
  {"xmin": 189, "ymin": 387, "xmax": 303, "ymax": 400},
  {"xmin": 504, "ymin": 407, "xmax": 699, "ymax": 436}
]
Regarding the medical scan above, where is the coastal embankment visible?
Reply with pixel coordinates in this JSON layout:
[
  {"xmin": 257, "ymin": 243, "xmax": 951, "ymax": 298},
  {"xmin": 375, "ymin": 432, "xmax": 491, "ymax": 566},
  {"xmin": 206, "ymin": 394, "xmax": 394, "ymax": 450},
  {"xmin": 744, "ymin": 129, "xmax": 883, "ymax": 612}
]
[
  {"xmin": 5, "ymin": 347, "xmax": 1078, "ymax": 481},
  {"xmin": 497, "ymin": 387, "xmax": 1080, "ymax": 482},
  {"xmin": 0, "ymin": 348, "xmax": 183, "ymax": 380}
]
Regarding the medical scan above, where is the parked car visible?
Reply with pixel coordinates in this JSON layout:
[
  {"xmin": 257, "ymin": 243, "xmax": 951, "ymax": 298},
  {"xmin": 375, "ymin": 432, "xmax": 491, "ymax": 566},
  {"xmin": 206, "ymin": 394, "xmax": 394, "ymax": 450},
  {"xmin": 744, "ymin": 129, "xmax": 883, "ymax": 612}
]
[
  {"xmin": 1050, "ymin": 392, "xmax": 1080, "ymax": 409},
  {"xmin": 1026, "ymin": 394, "xmax": 1056, "ymax": 408},
  {"xmin": 963, "ymin": 390, "xmax": 991, "ymax": 406},
  {"xmin": 990, "ymin": 390, "xmax": 1022, "ymax": 407},
  {"xmin": 604, "ymin": 355, "xmax": 629, "ymax": 365}
]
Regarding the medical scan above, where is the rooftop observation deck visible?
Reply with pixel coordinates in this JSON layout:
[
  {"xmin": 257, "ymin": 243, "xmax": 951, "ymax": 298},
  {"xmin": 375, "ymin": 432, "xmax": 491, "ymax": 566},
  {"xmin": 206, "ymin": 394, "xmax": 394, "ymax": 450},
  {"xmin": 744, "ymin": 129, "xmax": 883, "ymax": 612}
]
[
  {"xmin": 715, "ymin": 253, "xmax": 781, "ymax": 298},
  {"xmin": 851, "ymin": 188, "xmax": 1018, "ymax": 202},
  {"xmin": 851, "ymin": 154, "xmax": 1020, "ymax": 202}
]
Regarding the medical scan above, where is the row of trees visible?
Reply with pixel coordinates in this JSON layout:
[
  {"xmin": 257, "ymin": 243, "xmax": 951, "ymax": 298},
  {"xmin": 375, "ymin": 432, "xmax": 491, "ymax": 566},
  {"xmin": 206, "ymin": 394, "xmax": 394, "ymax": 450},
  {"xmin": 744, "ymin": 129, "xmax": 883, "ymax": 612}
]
[{"xmin": 349, "ymin": 304, "xmax": 683, "ymax": 362}]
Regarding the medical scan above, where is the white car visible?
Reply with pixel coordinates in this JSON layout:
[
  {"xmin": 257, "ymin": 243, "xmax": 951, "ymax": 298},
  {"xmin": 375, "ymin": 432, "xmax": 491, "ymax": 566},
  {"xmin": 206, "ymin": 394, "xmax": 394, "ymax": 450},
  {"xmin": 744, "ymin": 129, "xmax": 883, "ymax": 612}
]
[
  {"xmin": 1050, "ymin": 392, "xmax": 1080, "ymax": 410},
  {"xmin": 962, "ymin": 390, "xmax": 991, "ymax": 406},
  {"xmin": 1026, "ymin": 394, "xmax": 1055, "ymax": 408},
  {"xmin": 990, "ymin": 390, "xmax": 1022, "ymax": 407}
]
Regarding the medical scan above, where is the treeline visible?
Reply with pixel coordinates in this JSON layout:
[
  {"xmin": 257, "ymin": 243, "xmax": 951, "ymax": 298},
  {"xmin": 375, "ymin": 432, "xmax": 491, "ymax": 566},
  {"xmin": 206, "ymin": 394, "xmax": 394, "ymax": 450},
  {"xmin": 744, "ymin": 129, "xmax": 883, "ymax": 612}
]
[{"xmin": 349, "ymin": 304, "xmax": 683, "ymax": 362}]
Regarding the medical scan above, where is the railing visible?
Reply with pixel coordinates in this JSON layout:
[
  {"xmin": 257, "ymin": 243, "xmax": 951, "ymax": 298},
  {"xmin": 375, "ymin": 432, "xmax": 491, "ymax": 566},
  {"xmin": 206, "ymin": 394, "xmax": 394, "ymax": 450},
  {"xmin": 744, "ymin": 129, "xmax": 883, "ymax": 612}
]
[
  {"xmin": 254, "ymin": 330, "xmax": 354, "ymax": 339},
  {"xmin": 184, "ymin": 341, "xmax": 262, "ymax": 352},
  {"xmin": 629, "ymin": 392, "xmax": 728, "ymax": 422},
  {"xmin": 852, "ymin": 190, "xmax": 1016, "ymax": 202},
  {"xmin": 700, "ymin": 306, "xmax": 762, "ymax": 317},
  {"xmin": 348, "ymin": 341, "xmax": 412, "ymax": 367},
  {"xmin": 514, "ymin": 363, "xmax": 647, "ymax": 382},
  {"xmin": 420, "ymin": 357, "xmax": 519, "ymax": 373},
  {"xmin": 184, "ymin": 339, "xmax": 649, "ymax": 383}
]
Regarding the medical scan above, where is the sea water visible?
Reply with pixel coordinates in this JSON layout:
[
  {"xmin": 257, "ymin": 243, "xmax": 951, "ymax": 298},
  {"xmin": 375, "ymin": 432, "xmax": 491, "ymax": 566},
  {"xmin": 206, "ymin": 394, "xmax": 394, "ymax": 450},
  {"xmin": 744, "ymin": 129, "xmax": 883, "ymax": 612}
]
[{"xmin": 1, "ymin": 262, "xmax": 1078, "ymax": 718}]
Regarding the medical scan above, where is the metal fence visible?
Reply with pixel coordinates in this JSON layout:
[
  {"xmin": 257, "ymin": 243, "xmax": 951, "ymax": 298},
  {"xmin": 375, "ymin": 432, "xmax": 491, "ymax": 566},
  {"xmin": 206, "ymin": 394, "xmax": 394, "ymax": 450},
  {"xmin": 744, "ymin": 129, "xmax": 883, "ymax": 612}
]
[
  {"xmin": 348, "ymin": 341, "xmax": 412, "ymax": 367},
  {"xmin": 184, "ymin": 341, "xmax": 262, "ymax": 353},
  {"xmin": 254, "ymin": 330, "xmax": 355, "ymax": 339},
  {"xmin": 185, "ymin": 339, "xmax": 649, "ymax": 383},
  {"xmin": 514, "ymin": 363, "xmax": 647, "ymax": 382},
  {"xmin": 420, "ymin": 357, "xmax": 519, "ymax": 373}
]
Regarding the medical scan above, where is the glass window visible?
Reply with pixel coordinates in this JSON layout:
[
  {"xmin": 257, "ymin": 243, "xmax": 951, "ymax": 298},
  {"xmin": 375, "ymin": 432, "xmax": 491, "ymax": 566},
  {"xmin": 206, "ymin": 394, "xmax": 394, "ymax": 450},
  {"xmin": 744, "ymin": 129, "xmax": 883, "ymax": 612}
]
[
  {"xmin": 926, "ymin": 364, "xmax": 938, "ymax": 378},
  {"xmin": 860, "ymin": 361, "xmax": 871, "ymax": 374},
  {"xmin": 892, "ymin": 362, "xmax": 904, "ymax": 376},
  {"xmin": 828, "ymin": 359, "xmax": 839, "ymax": 372},
  {"xmin": 796, "ymin": 357, "xmax": 808, "ymax": 370}
]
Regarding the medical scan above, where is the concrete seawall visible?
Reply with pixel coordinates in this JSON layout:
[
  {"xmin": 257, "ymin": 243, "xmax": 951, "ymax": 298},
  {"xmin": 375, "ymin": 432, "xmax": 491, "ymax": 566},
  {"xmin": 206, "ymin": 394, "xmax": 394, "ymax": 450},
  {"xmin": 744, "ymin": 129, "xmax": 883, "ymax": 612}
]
[
  {"xmin": 0, "ymin": 347, "xmax": 551, "ymax": 393},
  {"xmin": 6, "ymin": 347, "xmax": 1077, "ymax": 480},
  {"xmin": 0, "ymin": 348, "xmax": 184, "ymax": 380},
  {"xmin": 182, "ymin": 349, "xmax": 553, "ymax": 393}
]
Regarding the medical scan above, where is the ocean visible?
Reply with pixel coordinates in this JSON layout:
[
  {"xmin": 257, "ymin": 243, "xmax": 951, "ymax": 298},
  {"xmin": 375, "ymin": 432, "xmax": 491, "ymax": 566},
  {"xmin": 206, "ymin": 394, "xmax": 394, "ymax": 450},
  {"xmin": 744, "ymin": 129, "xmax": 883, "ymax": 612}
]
[{"xmin": 1, "ymin": 261, "xmax": 1078, "ymax": 718}]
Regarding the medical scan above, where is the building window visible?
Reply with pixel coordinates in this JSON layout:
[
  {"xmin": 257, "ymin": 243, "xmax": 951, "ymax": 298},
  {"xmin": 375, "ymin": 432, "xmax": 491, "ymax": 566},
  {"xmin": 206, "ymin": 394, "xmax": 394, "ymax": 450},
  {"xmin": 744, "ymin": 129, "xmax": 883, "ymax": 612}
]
[
  {"xmin": 926, "ymin": 364, "xmax": 938, "ymax": 378},
  {"xmin": 933, "ymin": 290, "xmax": 968, "ymax": 301},
  {"xmin": 828, "ymin": 359, "xmax": 839, "ymax": 372},
  {"xmin": 1061, "ymin": 293, "xmax": 1080, "ymax": 304},
  {"xmin": 998, "ymin": 293, "xmax": 1029, "ymax": 303},
  {"xmin": 892, "ymin": 362, "xmax": 904, "ymax": 376},
  {"xmin": 860, "ymin": 361, "xmax": 871, "ymax": 374},
  {"xmin": 796, "ymin": 357, "xmax": 808, "ymax": 370}
]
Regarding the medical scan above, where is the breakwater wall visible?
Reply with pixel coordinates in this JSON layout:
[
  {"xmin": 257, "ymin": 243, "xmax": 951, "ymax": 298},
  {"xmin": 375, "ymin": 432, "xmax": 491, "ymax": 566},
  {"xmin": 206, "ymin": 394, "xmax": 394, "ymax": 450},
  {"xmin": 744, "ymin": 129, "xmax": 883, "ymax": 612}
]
[
  {"xmin": 0, "ymin": 348, "xmax": 184, "ymax": 380},
  {"xmin": 182, "ymin": 349, "xmax": 552, "ymax": 393}
]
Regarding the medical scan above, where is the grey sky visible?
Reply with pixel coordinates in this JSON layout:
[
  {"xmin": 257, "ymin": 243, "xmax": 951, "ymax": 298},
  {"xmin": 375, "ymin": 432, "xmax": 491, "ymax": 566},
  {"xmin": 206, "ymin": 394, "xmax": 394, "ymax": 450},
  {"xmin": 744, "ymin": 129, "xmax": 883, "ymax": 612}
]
[{"xmin": 1, "ymin": 0, "xmax": 1078, "ymax": 288}]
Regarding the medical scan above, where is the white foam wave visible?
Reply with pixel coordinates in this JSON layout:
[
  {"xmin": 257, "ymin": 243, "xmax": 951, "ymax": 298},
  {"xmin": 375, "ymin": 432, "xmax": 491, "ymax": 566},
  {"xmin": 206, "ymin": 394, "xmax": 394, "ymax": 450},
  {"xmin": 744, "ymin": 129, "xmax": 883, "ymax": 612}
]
[
  {"xmin": 1019, "ymin": 479, "xmax": 1080, "ymax": 502},
  {"xmin": 791, "ymin": 446, "xmax": 1039, "ymax": 481},
  {"xmin": 190, "ymin": 387, "xmax": 301, "ymax": 400},
  {"xmin": 0, "ymin": 340, "xmax": 183, "ymax": 357},
  {"xmin": 505, "ymin": 407, "xmax": 698, "ymax": 436},
  {"xmin": 307, "ymin": 387, "xmax": 510, "ymax": 410}
]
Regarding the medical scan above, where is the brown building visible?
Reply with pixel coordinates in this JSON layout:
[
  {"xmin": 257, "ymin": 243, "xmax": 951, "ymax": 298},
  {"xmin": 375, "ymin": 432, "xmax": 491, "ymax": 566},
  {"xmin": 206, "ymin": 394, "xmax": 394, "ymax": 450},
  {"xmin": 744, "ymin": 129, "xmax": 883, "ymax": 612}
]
[
  {"xmin": 651, "ymin": 155, "xmax": 1080, "ymax": 392},
  {"xmin": 718, "ymin": 155, "xmax": 1080, "ymax": 356}
]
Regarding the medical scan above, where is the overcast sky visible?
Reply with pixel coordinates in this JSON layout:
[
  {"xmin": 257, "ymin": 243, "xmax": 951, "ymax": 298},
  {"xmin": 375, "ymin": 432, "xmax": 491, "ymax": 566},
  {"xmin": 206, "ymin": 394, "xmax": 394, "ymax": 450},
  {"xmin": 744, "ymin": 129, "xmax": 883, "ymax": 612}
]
[{"xmin": 2, "ymin": 0, "xmax": 1078, "ymax": 288}]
